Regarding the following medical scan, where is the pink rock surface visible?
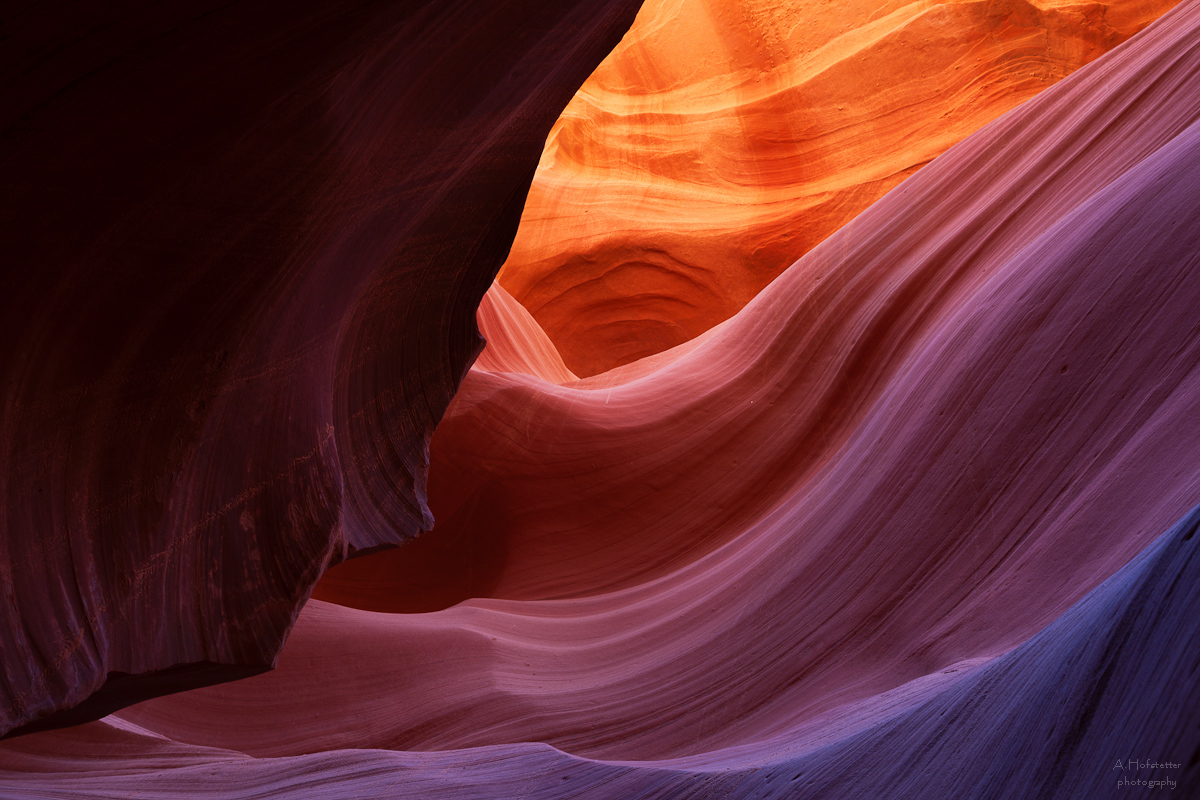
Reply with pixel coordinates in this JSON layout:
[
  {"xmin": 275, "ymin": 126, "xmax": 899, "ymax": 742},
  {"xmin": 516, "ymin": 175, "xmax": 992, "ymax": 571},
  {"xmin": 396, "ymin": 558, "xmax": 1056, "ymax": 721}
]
[
  {"xmin": 76, "ymin": 0, "xmax": 1200, "ymax": 782},
  {"xmin": 4, "ymin": 0, "xmax": 1200, "ymax": 797}
]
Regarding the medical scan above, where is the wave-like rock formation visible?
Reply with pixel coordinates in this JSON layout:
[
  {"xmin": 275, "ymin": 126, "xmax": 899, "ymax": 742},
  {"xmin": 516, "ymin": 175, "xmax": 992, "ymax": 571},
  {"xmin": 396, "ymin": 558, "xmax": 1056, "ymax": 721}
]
[
  {"xmin": 3, "ymin": 0, "xmax": 1200, "ymax": 798},
  {"xmin": 0, "ymin": 0, "xmax": 641, "ymax": 736},
  {"xmin": 496, "ymin": 0, "xmax": 1181, "ymax": 376},
  {"xmin": 4, "ymin": 507, "xmax": 1196, "ymax": 797},
  {"xmin": 1, "ymin": 1, "xmax": 1195, "ymax": 796}
]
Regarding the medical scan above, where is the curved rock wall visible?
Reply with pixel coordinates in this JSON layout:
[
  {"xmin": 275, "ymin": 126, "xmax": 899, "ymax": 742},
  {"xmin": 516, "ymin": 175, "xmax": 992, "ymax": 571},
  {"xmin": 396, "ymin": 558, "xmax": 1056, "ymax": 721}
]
[
  {"xmin": 0, "ymin": 0, "xmax": 641, "ymax": 737},
  {"xmin": 2, "ymin": 0, "xmax": 1198, "ymax": 797},
  {"xmin": 497, "ymin": 0, "xmax": 1181, "ymax": 376}
]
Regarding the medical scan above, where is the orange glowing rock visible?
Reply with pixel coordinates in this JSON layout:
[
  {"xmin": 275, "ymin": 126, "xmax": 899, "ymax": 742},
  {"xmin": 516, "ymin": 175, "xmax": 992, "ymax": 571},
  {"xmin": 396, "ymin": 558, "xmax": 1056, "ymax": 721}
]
[{"xmin": 498, "ymin": 0, "xmax": 1180, "ymax": 377}]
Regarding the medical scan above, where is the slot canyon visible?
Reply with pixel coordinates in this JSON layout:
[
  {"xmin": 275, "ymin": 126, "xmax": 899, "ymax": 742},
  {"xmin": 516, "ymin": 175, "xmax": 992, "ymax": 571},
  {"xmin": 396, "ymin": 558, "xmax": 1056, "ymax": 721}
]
[{"xmin": 2, "ymin": 0, "xmax": 1198, "ymax": 797}]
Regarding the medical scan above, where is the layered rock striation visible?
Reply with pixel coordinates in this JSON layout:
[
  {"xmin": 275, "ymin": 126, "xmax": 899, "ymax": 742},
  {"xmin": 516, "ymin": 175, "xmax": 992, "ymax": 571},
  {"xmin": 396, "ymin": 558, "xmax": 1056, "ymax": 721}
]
[
  {"xmin": 0, "ymin": 0, "xmax": 641, "ymax": 737},
  {"xmin": 497, "ymin": 0, "xmax": 1181, "ymax": 376},
  {"xmin": 2, "ymin": 0, "xmax": 1199, "ymax": 797}
]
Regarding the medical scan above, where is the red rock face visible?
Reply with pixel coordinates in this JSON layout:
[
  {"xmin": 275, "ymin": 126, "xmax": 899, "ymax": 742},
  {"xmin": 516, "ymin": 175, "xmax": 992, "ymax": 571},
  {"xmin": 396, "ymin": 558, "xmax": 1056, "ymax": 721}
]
[
  {"xmin": 0, "ymin": 0, "xmax": 641, "ymax": 737},
  {"xmin": 496, "ymin": 0, "xmax": 1182, "ymax": 377},
  {"xmin": 4, "ymin": 0, "xmax": 1200, "ymax": 798}
]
